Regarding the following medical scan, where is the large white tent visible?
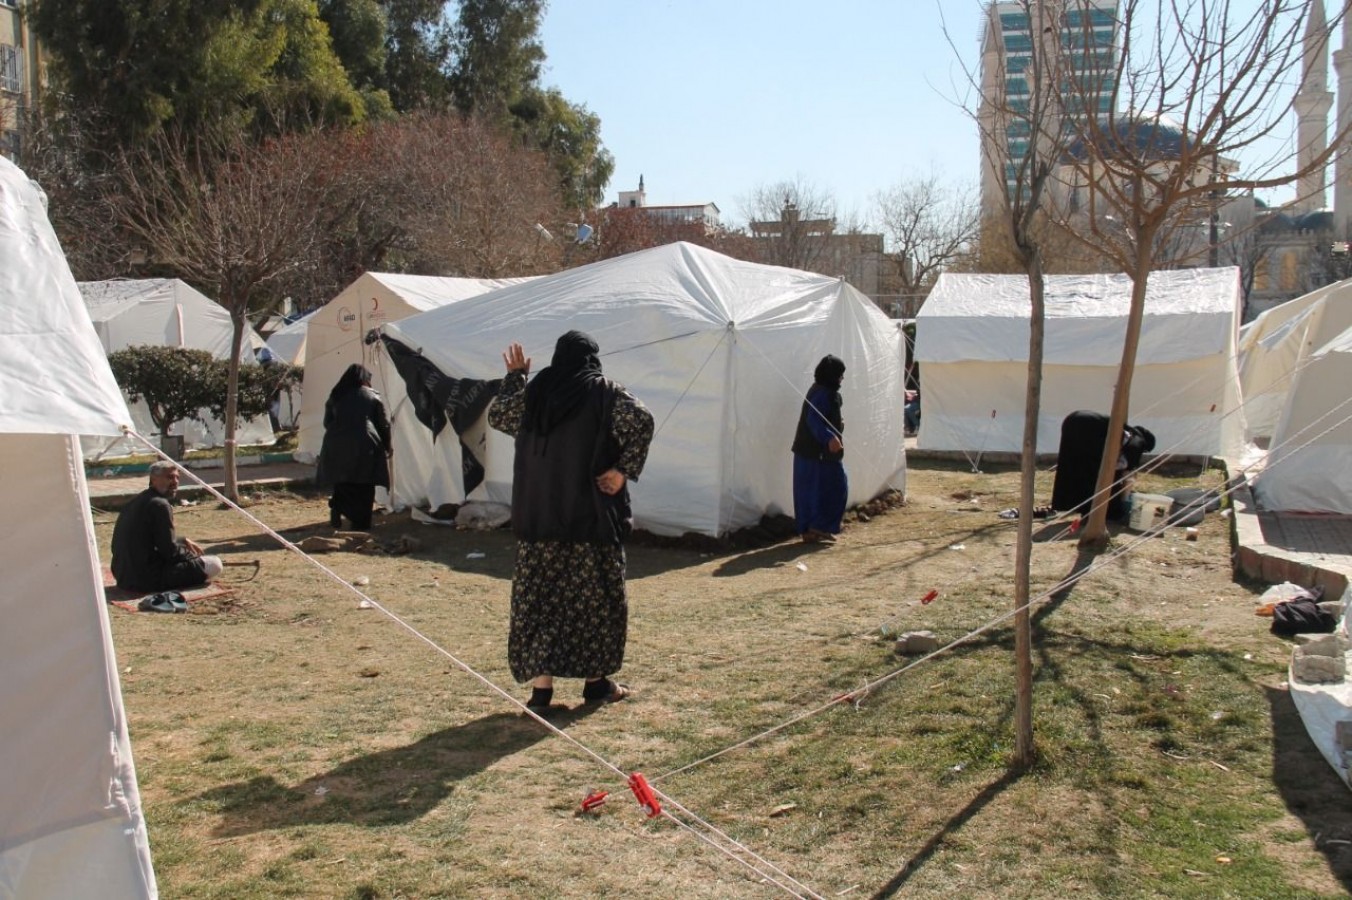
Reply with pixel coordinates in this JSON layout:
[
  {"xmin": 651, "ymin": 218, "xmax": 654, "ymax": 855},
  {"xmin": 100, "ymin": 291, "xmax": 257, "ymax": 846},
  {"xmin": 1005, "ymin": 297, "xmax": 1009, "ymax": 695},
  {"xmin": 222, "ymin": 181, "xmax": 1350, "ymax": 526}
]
[
  {"xmin": 1237, "ymin": 278, "xmax": 1352, "ymax": 443},
  {"xmin": 380, "ymin": 242, "xmax": 908, "ymax": 537},
  {"xmin": 1253, "ymin": 324, "xmax": 1352, "ymax": 513},
  {"xmin": 0, "ymin": 158, "xmax": 157, "ymax": 896},
  {"xmin": 914, "ymin": 269, "xmax": 1246, "ymax": 458},
  {"xmin": 296, "ymin": 273, "xmax": 535, "ymax": 459},
  {"xmin": 79, "ymin": 278, "xmax": 273, "ymax": 458}
]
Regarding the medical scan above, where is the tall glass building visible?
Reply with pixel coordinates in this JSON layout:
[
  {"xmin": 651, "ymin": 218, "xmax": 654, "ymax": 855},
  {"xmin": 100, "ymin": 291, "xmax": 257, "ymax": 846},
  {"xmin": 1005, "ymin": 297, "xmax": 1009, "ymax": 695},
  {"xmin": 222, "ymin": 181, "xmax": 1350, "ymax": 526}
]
[{"xmin": 979, "ymin": 0, "xmax": 1121, "ymax": 219}]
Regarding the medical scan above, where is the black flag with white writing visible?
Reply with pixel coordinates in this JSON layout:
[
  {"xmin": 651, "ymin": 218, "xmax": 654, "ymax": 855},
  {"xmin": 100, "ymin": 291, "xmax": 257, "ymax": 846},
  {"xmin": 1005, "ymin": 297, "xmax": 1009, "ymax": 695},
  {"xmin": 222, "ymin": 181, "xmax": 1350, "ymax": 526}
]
[{"xmin": 381, "ymin": 336, "xmax": 501, "ymax": 496}]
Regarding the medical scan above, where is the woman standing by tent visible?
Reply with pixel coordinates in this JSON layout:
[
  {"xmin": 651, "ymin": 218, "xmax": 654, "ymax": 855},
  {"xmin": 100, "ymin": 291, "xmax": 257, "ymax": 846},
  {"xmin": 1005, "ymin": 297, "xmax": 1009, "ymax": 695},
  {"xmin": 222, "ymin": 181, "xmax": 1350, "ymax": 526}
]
[
  {"xmin": 792, "ymin": 355, "xmax": 847, "ymax": 543},
  {"xmin": 489, "ymin": 332, "xmax": 654, "ymax": 715},
  {"xmin": 316, "ymin": 363, "xmax": 391, "ymax": 530}
]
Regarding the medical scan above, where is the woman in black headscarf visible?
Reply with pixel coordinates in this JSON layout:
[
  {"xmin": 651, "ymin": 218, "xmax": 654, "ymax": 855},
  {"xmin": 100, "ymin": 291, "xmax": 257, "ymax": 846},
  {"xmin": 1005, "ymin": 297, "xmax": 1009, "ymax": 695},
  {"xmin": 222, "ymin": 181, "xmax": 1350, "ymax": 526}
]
[
  {"xmin": 791, "ymin": 355, "xmax": 848, "ymax": 543},
  {"xmin": 488, "ymin": 331, "xmax": 655, "ymax": 715},
  {"xmin": 316, "ymin": 363, "xmax": 391, "ymax": 530}
]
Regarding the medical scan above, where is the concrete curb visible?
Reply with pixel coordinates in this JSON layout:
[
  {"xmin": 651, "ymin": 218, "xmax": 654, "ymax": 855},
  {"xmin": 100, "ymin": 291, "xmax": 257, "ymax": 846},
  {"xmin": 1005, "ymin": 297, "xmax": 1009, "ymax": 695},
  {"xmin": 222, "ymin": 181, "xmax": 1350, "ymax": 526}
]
[{"xmin": 1230, "ymin": 475, "xmax": 1351, "ymax": 596}]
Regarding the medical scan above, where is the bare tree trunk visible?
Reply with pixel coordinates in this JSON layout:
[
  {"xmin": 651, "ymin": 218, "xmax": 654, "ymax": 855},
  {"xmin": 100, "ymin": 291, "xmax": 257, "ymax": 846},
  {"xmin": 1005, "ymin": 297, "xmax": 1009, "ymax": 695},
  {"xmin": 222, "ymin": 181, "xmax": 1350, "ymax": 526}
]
[
  {"xmin": 1079, "ymin": 234, "xmax": 1154, "ymax": 546},
  {"xmin": 224, "ymin": 310, "xmax": 245, "ymax": 502},
  {"xmin": 1013, "ymin": 246, "xmax": 1046, "ymax": 767}
]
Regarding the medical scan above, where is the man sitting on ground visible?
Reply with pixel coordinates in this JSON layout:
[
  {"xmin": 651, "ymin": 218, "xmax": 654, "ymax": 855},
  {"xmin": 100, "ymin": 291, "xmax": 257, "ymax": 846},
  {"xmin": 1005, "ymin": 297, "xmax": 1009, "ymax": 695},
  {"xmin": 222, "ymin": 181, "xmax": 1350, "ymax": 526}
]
[{"xmin": 111, "ymin": 461, "xmax": 224, "ymax": 592}]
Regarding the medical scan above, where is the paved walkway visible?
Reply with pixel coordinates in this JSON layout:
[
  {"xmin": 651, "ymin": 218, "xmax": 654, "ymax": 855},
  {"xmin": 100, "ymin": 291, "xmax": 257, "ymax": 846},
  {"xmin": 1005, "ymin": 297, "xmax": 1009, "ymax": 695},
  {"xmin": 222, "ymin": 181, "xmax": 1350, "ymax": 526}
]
[
  {"xmin": 87, "ymin": 460, "xmax": 316, "ymax": 506},
  {"xmin": 1232, "ymin": 480, "xmax": 1352, "ymax": 597}
]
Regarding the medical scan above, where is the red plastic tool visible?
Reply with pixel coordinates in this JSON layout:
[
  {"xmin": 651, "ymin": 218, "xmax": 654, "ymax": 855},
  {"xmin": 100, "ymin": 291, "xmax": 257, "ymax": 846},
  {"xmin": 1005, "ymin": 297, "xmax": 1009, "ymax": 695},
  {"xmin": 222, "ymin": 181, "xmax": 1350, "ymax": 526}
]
[
  {"xmin": 580, "ymin": 790, "xmax": 609, "ymax": 812},
  {"xmin": 628, "ymin": 773, "xmax": 662, "ymax": 818},
  {"xmin": 920, "ymin": 589, "xmax": 939, "ymax": 605}
]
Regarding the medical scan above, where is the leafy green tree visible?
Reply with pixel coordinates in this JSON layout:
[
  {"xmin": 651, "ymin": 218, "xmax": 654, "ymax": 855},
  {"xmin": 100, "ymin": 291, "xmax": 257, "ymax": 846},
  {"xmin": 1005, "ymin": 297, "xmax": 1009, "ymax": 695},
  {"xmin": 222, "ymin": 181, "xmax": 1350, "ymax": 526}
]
[
  {"xmin": 107, "ymin": 346, "xmax": 219, "ymax": 437},
  {"xmin": 29, "ymin": 0, "xmax": 376, "ymax": 146},
  {"xmin": 447, "ymin": 0, "xmax": 612, "ymax": 208},
  {"xmin": 377, "ymin": 0, "xmax": 455, "ymax": 110},
  {"xmin": 207, "ymin": 362, "xmax": 304, "ymax": 425},
  {"xmin": 449, "ymin": 0, "xmax": 545, "ymax": 118},
  {"xmin": 510, "ymin": 87, "xmax": 614, "ymax": 210},
  {"xmin": 320, "ymin": 0, "xmax": 388, "ymax": 89}
]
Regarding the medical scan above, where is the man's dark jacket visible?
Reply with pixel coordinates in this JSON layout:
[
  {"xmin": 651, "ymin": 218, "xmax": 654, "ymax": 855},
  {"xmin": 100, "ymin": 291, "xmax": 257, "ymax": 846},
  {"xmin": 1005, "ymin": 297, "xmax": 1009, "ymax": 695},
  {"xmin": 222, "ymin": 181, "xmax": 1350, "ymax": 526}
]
[{"xmin": 111, "ymin": 487, "xmax": 206, "ymax": 591}]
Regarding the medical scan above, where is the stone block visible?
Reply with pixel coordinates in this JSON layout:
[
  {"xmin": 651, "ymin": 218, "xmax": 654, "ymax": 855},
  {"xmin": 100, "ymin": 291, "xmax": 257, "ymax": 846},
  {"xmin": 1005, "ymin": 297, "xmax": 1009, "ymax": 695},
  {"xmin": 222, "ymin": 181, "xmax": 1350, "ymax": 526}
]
[
  {"xmin": 1336, "ymin": 720, "xmax": 1352, "ymax": 753},
  {"xmin": 895, "ymin": 631, "xmax": 939, "ymax": 655},
  {"xmin": 1292, "ymin": 650, "xmax": 1346, "ymax": 685},
  {"xmin": 1299, "ymin": 635, "xmax": 1343, "ymax": 658}
]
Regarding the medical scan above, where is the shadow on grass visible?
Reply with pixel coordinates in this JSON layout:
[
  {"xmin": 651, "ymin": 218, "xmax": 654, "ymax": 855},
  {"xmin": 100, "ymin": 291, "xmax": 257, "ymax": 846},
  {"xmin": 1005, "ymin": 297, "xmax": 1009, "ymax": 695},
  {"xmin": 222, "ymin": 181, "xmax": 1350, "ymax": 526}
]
[
  {"xmin": 1264, "ymin": 684, "xmax": 1352, "ymax": 891},
  {"xmin": 196, "ymin": 707, "xmax": 599, "ymax": 836},
  {"xmin": 868, "ymin": 769, "xmax": 1023, "ymax": 898},
  {"xmin": 712, "ymin": 540, "xmax": 825, "ymax": 577}
]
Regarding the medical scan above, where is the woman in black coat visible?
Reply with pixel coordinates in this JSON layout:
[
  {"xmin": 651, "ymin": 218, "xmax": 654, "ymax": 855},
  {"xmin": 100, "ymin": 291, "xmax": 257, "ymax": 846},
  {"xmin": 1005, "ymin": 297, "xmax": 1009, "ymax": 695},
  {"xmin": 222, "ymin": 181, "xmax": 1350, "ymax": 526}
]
[{"xmin": 317, "ymin": 363, "xmax": 392, "ymax": 530}]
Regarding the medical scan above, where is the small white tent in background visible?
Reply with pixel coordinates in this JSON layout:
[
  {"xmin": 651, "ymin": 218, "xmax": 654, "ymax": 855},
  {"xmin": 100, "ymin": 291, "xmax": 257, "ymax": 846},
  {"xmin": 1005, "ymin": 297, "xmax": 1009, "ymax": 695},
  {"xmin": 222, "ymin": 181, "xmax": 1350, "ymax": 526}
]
[
  {"xmin": 264, "ymin": 309, "xmax": 315, "ymax": 366},
  {"xmin": 380, "ymin": 242, "xmax": 908, "ymax": 537},
  {"xmin": 1237, "ymin": 278, "xmax": 1352, "ymax": 443},
  {"xmin": 914, "ymin": 269, "xmax": 1246, "ymax": 459},
  {"xmin": 263, "ymin": 309, "xmax": 318, "ymax": 430},
  {"xmin": 1253, "ymin": 325, "xmax": 1352, "ymax": 513},
  {"xmin": 78, "ymin": 278, "xmax": 274, "ymax": 458},
  {"xmin": 296, "ymin": 273, "xmax": 537, "ymax": 460},
  {"xmin": 0, "ymin": 158, "xmax": 157, "ymax": 897}
]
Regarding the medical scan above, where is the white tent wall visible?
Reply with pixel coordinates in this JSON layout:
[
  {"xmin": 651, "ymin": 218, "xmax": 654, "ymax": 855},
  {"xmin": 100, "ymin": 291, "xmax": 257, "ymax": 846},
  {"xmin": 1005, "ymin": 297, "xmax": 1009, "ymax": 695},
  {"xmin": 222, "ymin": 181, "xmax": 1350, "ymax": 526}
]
[
  {"xmin": 380, "ymin": 242, "xmax": 908, "ymax": 537},
  {"xmin": 1238, "ymin": 279, "xmax": 1352, "ymax": 442},
  {"xmin": 0, "ymin": 437, "xmax": 157, "ymax": 898},
  {"xmin": 1254, "ymin": 327, "xmax": 1352, "ymax": 514},
  {"xmin": 914, "ymin": 270, "xmax": 1246, "ymax": 458},
  {"xmin": 297, "ymin": 273, "xmax": 536, "ymax": 460},
  {"xmin": 1, "ymin": 156, "xmax": 155, "ymax": 897},
  {"xmin": 79, "ymin": 279, "xmax": 274, "ymax": 459}
]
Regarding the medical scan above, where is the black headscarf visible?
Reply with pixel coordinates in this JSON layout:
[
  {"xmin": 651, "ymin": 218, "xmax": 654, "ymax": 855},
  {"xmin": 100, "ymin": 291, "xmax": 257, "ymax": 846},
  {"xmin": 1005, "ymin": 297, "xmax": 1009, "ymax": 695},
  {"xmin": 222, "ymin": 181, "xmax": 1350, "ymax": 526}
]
[
  {"xmin": 522, "ymin": 330, "xmax": 605, "ymax": 435},
  {"xmin": 330, "ymin": 363, "xmax": 372, "ymax": 403},
  {"xmin": 813, "ymin": 355, "xmax": 846, "ymax": 392}
]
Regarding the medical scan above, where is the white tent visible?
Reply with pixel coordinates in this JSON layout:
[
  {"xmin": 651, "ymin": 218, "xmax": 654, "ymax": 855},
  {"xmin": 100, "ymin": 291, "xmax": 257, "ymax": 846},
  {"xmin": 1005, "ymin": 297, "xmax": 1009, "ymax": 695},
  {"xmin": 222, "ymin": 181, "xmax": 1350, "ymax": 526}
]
[
  {"xmin": 79, "ymin": 279, "xmax": 273, "ymax": 458},
  {"xmin": 380, "ymin": 242, "xmax": 908, "ymax": 537},
  {"xmin": 262, "ymin": 309, "xmax": 318, "ymax": 430},
  {"xmin": 297, "ymin": 273, "xmax": 536, "ymax": 459},
  {"xmin": 1237, "ymin": 278, "xmax": 1352, "ymax": 442},
  {"xmin": 1253, "ymin": 324, "xmax": 1352, "ymax": 513},
  {"xmin": 0, "ymin": 159, "xmax": 157, "ymax": 896},
  {"xmin": 914, "ymin": 269, "xmax": 1246, "ymax": 458},
  {"xmin": 263, "ymin": 309, "xmax": 315, "ymax": 366}
]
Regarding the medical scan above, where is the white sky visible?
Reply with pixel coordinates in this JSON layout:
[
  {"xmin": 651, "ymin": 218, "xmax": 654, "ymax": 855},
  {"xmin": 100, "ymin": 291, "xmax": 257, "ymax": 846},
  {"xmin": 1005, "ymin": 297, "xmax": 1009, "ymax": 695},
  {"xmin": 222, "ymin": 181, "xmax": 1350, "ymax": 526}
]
[{"xmin": 539, "ymin": 0, "xmax": 1322, "ymax": 229}]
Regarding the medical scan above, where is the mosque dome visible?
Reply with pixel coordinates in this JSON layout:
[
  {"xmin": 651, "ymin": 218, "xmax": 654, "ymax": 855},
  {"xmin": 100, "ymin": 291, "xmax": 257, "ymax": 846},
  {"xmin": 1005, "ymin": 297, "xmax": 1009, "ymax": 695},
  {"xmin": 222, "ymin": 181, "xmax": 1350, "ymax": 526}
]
[
  {"xmin": 1065, "ymin": 114, "xmax": 1188, "ymax": 162},
  {"xmin": 1294, "ymin": 209, "xmax": 1335, "ymax": 232}
]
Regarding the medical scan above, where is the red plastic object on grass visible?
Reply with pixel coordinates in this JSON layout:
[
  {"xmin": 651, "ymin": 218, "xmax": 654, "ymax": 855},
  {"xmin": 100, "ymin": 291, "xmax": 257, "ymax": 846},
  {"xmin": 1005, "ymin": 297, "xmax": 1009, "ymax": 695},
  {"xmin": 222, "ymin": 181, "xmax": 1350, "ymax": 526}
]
[
  {"xmin": 580, "ymin": 790, "xmax": 609, "ymax": 812},
  {"xmin": 920, "ymin": 589, "xmax": 939, "ymax": 605},
  {"xmin": 628, "ymin": 773, "xmax": 662, "ymax": 818}
]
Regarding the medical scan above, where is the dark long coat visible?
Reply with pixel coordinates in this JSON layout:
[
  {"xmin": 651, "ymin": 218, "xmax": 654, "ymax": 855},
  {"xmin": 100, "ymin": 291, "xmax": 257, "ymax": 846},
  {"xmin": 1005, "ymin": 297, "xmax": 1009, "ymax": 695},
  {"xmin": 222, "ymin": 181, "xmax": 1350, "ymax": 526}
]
[{"xmin": 316, "ymin": 386, "xmax": 391, "ymax": 487}]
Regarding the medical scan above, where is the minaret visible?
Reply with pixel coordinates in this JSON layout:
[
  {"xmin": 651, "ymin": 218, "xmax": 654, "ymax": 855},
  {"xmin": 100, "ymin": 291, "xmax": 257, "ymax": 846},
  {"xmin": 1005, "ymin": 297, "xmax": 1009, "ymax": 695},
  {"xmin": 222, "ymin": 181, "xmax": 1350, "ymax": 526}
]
[
  {"xmin": 1294, "ymin": 0, "xmax": 1332, "ymax": 215},
  {"xmin": 978, "ymin": 2, "xmax": 1007, "ymax": 222},
  {"xmin": 1335, "ymin": 3, "xmax": 1352, "ymax": 236}
]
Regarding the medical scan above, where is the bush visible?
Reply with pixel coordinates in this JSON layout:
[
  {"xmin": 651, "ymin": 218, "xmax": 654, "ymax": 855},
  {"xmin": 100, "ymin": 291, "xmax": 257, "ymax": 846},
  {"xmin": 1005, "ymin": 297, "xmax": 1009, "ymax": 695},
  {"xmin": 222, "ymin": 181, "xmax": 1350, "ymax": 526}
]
[
  {"xmin": 107, "ymin": 346, "xmax": 219, "ymax": 436},
  {"xmin": 107, "ymin": 346, "xmax": 304, "ymax": 435},
  {"xmin": 207, "ymin": 360, "xmax": 303, "ymax": 424}
]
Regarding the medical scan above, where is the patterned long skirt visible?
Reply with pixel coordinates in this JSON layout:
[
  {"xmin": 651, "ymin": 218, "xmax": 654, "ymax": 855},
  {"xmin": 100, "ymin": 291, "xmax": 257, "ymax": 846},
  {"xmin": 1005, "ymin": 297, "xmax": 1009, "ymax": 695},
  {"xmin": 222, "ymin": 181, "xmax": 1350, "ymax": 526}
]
[{"xmin": 508, "ymin": 539, "xmax": 628, "ymax": 683}]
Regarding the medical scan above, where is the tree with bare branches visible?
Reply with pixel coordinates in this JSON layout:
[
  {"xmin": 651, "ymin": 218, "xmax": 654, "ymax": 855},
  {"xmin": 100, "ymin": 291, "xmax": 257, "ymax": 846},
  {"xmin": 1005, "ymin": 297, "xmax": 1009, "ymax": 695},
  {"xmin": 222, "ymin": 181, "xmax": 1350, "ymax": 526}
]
[
  {"xmin": 1043, "ymin": 0, "xmax": 1350, "ymax": 546},
  {"xmin": 741, "ymin": 177, "xmax": 841, "ymax": 271},
  {"xmin": 108, "ymin": 126, "xmax": 331, "ymax": 499},
  {"xmin": 949, "ymin": 0, "xmax": 1091, "ymax": 766},
  {"xmin": 873, "ymin": 173, "xmax": 981, "ymax": 298}
]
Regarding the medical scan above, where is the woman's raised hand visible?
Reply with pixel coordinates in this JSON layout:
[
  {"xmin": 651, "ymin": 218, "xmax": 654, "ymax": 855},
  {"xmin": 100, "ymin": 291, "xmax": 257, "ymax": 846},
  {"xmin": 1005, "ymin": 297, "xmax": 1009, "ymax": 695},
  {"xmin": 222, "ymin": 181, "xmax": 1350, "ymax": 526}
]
[{"xmin": 503, "ymin": 343, "xmax": 531, "ymax": 375}]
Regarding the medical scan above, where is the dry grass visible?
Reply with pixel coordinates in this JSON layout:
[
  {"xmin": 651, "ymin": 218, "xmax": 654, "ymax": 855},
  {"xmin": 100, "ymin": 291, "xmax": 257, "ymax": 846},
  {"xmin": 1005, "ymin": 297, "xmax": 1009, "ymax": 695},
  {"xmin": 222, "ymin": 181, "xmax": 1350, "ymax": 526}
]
[{"xmin": 94, "ymin": 460, "xmax": 1352, "ymax": 898}]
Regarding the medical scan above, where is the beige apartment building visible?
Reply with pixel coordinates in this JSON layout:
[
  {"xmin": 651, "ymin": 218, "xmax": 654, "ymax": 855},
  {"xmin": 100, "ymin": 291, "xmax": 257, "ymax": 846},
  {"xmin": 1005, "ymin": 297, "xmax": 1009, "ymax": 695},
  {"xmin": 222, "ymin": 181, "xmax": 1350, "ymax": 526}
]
[{"xmin": 1, "ymin": 0, "xmax": 42, "ymax": 159}]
